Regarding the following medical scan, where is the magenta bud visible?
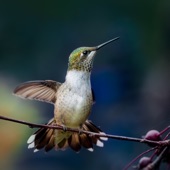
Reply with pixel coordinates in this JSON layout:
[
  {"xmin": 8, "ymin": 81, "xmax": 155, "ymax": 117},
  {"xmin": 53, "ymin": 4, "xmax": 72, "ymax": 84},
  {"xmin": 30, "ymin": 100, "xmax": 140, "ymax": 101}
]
[
  {"xmin": 139, "ymin": 157, "xmax": 152, "ymax": 169},
  {"xmin": 144, "ymin": 130, "xmax": 161, "ymax": 141}
]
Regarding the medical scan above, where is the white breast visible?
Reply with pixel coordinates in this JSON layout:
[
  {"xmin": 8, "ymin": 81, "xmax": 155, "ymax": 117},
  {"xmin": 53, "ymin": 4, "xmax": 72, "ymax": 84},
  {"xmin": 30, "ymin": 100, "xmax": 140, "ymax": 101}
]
[
  {"xmin": 55, "ymin": 70, "xmax": 93, "ymax": 127},
  {"xmin": 65, "ymin": 69, "xmax": 92, "ymax": 112}
]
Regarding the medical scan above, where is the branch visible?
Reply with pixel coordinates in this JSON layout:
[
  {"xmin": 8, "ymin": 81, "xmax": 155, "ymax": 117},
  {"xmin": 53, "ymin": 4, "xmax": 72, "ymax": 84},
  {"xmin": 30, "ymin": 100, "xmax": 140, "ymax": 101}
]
[
  {"xmin": 123, "ymin": 147, "xmax": 157, "ymax": 170},
  {"xmin": 0, "ymin": 115, "xmax": 169, "ymax": 147},
  {"xmin": 144, "ymin": 146, "xmax": 169, "ymax": 170}
]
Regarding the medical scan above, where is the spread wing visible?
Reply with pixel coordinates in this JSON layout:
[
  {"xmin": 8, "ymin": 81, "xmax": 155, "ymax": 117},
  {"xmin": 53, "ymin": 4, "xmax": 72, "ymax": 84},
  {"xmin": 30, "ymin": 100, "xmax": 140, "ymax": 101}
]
[{"xmin": 13, "ymin": 80, "xmax": 61, "ymax": 104}]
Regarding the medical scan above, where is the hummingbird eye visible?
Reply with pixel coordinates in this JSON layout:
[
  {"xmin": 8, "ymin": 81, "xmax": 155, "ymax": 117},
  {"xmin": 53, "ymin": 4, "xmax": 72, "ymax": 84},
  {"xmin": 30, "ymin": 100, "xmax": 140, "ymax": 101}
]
[
  {"xmin": 80, "ymin": 50, "xmax": 90, "ymax": 59},
  {"xmin": 82, "ymin": 50, "xmax": 89, "ymax": 55}
]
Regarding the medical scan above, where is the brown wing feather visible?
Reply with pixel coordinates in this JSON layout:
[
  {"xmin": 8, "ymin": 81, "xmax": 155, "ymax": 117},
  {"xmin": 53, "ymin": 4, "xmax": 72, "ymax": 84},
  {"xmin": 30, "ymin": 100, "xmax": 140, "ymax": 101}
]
[{"xmin": 13, "ymin": 80, "xmax": 61, "ymax": 104}]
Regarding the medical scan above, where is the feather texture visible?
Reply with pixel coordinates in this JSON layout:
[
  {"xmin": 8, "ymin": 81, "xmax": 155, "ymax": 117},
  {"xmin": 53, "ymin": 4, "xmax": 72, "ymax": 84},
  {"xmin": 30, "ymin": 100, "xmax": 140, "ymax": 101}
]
[{"xmin": 13, "ymin": 80, "xmax": 61, "ymax": 104}]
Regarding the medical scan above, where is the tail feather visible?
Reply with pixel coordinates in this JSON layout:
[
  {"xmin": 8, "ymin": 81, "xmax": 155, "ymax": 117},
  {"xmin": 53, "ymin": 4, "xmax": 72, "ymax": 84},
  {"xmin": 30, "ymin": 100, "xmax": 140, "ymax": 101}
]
[
  {"xmin": 45, "ymin": 135, "xmax": 55, "ymax": 152},
  {"xmin": 57, "ymin": 139, "xmax": 68, "ymax": 151},
  {"xmin": 34, "ymin": 128, "xmax": 47, "ymax": 142},
  {"xmin": 79, "ymin": 133, "xmax": 93, "ymax": 150},
  {"xmin": 27, "ymin": 119, "xmax": 107, "ymax": 152},
  {"xmin": 36, "ymin": 129, "xmax": 54, "ymax": 149},
  {"xmin": 27, "ymin": 118, "xmax": 55, "ymax": 152},
  {"xmin": 85, "ymin": 120, "xmax": 108, "ymax": 142},
  {"xmin": 33, "ymin": 118, "xmax": 54, "ymax": 146},
  {"xmin": 81, "ymin": 121, "xmax": 107, "ymax": 148},
  {"xmin": 58, "ymin": 138, "xmax": 67, "ymax": 148},
  {"xmin": 68, "ymin": 133, "xmax": 81, "ymax": 152}
]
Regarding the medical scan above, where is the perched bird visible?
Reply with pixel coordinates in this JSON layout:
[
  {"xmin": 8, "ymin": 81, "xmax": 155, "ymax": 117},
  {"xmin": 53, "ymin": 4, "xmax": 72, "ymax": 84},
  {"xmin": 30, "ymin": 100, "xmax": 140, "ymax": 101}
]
[{"xmin": 14, "ymin": 37, "xmax": 119, "ymax": 152}]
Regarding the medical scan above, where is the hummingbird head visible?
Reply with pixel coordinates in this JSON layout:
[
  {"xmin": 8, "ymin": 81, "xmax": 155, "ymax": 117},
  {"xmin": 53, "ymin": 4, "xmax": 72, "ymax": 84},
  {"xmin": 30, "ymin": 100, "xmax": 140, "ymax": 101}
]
[{"xmin": 68, "ymin": 37, "xmax": 119, "ymax": 72}]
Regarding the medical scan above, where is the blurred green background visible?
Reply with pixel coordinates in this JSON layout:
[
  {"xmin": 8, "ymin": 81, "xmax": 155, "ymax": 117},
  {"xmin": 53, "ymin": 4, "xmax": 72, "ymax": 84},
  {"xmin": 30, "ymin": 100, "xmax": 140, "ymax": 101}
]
[{"xmin": 0, "ymin": 0, "xmax": 170, "ymax": 169}]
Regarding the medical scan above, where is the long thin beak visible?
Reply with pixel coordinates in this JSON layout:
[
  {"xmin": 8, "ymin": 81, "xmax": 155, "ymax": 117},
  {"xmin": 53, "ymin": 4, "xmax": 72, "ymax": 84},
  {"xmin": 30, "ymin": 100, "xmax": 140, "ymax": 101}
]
[{"xmin": 94, "ymin": 37, "xmax": 119, "ymax": 50}]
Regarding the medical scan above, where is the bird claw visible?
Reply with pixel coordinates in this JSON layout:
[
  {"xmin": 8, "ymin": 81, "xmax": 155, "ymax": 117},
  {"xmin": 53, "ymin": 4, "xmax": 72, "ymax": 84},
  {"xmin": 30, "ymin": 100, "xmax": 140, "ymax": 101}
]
[
  {"xmin": 78, "ymin": 128, "xmax": 82, "ymax": 135},
  {"xmin": 62, "ymin": 125, "xmax": 67, "ymax": 132}
]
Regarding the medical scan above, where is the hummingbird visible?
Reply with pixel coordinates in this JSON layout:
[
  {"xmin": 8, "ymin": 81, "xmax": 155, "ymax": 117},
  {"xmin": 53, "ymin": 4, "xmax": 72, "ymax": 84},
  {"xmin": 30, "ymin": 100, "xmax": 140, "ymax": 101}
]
[{"xmin": 13, "ymin": 37, "xmax": 119, "ymax": 152}]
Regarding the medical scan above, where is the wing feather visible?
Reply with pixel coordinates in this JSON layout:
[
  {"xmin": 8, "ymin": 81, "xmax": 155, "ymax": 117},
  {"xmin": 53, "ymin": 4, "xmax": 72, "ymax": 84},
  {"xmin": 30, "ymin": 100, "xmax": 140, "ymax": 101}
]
[{"xmin": 13, "ymin": 80, "xmax": 61, "ymax": 104}]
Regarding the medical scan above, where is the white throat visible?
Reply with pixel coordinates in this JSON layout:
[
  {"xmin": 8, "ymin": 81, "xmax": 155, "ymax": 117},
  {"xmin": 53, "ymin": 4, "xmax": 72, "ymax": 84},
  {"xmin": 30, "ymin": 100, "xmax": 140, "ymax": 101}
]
[{"xmin": 66, "ymin": 70, "xmax": 91, "ymax": 89}]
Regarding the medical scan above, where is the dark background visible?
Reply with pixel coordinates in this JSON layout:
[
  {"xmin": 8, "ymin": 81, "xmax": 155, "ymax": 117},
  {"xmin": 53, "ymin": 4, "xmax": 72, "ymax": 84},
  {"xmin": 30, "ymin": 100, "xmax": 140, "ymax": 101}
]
[{"xmin": 0, "ymin": 0, "xmax": 170, "ymax": 169}]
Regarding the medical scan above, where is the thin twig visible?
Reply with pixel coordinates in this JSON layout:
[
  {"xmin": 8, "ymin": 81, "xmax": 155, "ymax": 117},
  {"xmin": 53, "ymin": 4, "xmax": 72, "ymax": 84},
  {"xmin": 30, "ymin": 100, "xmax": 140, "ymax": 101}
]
[
  {"xmin": 144, "ymin": 146, "xmax": 169, "ymax": 170},
  {"xmin": 160, "ymin": 126, "xmax": 170, "ymax": 136},
  {"xmin": 0, "ymin": 115, "xmax": 169, "ymax": 146},
  {"xmin": 123, "ymin": 147, "xmax": 157, "ymax": 170}
]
